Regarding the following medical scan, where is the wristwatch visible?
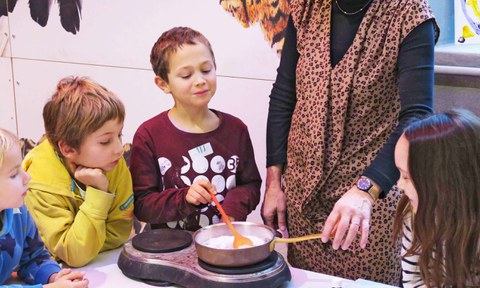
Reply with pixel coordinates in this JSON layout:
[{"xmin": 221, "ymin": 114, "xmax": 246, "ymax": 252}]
[{"xmin": 355, "ymin": 177, "xmax": 380, "ymax": 201}]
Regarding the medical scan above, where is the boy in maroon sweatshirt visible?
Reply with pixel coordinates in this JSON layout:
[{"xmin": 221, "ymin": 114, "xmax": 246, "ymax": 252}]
[{"xmin": 130, "ymin": 27, "xmax": 261, "ymax": 231}]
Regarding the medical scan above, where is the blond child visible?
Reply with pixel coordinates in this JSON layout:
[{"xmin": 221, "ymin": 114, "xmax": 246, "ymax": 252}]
[
  {"xmin": 23, "ymin": 77, "xmax": 134, "ymax": 267},
  {"xmin": 393, "ymin": 109, "xmax": 480, "ymax": 287},
  {"xmin": 0, "ymin": 128, "xmax": 88, "ymax": 287},
  {"xmin": 130, "ymin": 27, "xmax": 261, "ymax": 230}
]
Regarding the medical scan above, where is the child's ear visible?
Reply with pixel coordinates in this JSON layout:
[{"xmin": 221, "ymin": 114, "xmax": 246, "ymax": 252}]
[
  {"xmin": 154, "ymin": 76, "xmax": 171, "ymax": 94},
  {"xmin": 57, "ymin": 140, "xmax": 78, "ymax": 159}
]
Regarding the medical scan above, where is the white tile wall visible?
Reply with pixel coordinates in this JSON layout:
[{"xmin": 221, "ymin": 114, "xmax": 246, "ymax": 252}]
[{"xmin": 0, "ymin": 57, "xmax": 16, "ymax": 133}]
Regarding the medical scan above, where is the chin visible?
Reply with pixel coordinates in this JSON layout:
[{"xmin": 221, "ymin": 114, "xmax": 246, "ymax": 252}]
[
  {"xmin": 102, "ymin": 167, "xmax": 114, "ymax": 173},
  {"xmin": 103, "ymin": 164, "xmax": 117, "ymax": 172}
]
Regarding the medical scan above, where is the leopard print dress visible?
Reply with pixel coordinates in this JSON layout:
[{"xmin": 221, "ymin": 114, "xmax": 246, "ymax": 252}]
[{"xmin": 285, "ymin": 0, "xmax": 435, "ymax": 284}]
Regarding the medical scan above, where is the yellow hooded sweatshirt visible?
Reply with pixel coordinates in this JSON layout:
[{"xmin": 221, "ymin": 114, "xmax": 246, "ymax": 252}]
[{"xmin": 23, "ymin": 140, "xmax": 134, "ymax": 267}]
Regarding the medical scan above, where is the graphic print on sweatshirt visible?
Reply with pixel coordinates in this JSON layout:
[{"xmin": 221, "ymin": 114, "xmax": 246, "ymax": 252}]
[{"xmin": 158, "ymin": 142, "xmax": 239, "ymax": 229}]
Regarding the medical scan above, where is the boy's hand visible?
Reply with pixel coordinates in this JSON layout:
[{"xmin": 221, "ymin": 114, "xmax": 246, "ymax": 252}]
[
  {"xmin": 186, "ymin": 179, "xmax": 216, "ymax": 205},
  {"xmin": 74, "ymin": 165, "xmax": 109, "ymax": 192},
  {"xmin": 45, "ymin": 268, "xmax": 89, "ymax": 288}
]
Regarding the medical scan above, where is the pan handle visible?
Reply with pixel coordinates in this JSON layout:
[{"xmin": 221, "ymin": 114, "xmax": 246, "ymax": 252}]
[{"xmin": 269, "ymin": 233, "xmax": 323, "ymax": 251}]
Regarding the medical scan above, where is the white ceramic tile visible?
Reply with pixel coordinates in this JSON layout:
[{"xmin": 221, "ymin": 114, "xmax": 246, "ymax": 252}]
[
  {"xmin": 0, "ymin": 57, "xmax": 16, "ymax": 133},
  {"xmin": 8, "ymin": 0, "xmax": 280, "ymax": 80}
]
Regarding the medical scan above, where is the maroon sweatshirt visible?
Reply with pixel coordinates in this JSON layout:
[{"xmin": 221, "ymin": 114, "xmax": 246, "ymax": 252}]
[{"xmin": 130, "ymin": 110, "xmax": 261, "ymax": 231}]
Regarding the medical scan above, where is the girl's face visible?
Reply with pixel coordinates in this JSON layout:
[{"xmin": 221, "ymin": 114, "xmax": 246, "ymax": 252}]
[
  {"xmin": 394, "ymin": 134, "xmax": 418, "ymax": 213},
  {"xmin": 0, "ymin": 143, "xmax": 31, "ymax": 211}
]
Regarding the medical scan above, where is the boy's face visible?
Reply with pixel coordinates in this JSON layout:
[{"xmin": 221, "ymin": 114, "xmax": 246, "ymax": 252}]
[
  {"xmin": 0, "ymin": 143, "xmax": 31, "ymax": 211},
  {"xmin": 156, "ymin": 42, "xmax": 216, "ymax": 110},
  {"xmin": 65, "ymin": 118, "xmax": 124, "ymax": 173},
  {"xmin": 394, "ymin": 134, "xmax": 418, "ymax": 213}
]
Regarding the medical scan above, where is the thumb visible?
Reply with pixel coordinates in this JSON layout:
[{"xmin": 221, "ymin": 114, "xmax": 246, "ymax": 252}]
[{"xmin": 277, "ymin": 210, "xmax": 287, "ymax": 232}]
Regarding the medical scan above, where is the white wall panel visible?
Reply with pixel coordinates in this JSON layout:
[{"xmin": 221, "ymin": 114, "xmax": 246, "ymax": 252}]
[
  {"xmin": 8, "ymin": 0, "xmax": 280, "ymax": 80},
  {"xmin": 0, "ymin": 16, "xmax": 11, "ymax": 57},
  {"xmin": 13, "ymin": 59, "xmax": 168, "ymax": 143},
  {"xmin": 0, "ymin": 57, "xmax": 16, "ymax": 133}
]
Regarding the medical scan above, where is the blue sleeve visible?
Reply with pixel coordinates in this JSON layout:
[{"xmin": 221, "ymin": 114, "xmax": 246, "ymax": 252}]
[
  {"xmin": 0, "ymin": 284, "xmax": 43, "ymax": 288},
  {"xmin": 266, "ymin": 15, "xmax": 298, "ymax": 167},
  {"xmin": 0, "ymin": 284, "xmax": 42, "ymax": 288},
  {"xmin": 17, "ymin": 208, "xmax": 61, "ymax": 285},
  {"xmin": 363, "ymin": 19, "xmax": 436, "ymax": 196}
]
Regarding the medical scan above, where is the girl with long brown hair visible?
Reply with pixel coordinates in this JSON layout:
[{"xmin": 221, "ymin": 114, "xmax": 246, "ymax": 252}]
[{"xmin": 393, "ymin": 109, "xmax": 480, "ymax": 287}]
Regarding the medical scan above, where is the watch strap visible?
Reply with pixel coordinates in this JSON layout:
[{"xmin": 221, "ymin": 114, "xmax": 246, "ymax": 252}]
[{"xmin": 366, "ymin": 184, "xmax": 380, "ymax": 201}]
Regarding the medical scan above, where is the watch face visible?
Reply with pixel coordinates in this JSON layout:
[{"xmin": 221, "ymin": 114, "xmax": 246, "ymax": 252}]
[{"xmin": 357, "ymin": 178, "xmax": 372, "ymax": 191}]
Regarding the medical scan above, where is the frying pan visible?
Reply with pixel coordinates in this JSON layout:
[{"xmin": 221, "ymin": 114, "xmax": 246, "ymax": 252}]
[{"xmin": 193, "ymin": 222, "xmax": 322, "ymax": 267}]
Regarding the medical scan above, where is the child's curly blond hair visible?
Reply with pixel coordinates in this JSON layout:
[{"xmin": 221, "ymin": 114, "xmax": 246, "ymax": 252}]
[{"xmin": 0, "ymin": 128, "xmax": 18, "ymax": 168}]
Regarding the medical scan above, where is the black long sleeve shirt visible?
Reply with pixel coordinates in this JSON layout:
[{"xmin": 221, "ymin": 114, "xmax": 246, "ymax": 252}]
[{"xmin": 266, "ymin": 3, "xmax": 436, "ymax": 196}]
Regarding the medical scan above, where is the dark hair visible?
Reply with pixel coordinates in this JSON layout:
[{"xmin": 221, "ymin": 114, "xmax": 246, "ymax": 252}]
[
  {"xmin": 150, "ymin": 26, "xmax": 216, "ymax": 82},
  {"xmin": 393, "ymin": 109, "xmax": 480, "ymax": 287}
]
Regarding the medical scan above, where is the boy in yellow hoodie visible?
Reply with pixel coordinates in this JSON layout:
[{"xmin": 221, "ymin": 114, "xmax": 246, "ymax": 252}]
[{"xmin": 23, "ymin": 76, "xmax": 134, "ymax": 267}]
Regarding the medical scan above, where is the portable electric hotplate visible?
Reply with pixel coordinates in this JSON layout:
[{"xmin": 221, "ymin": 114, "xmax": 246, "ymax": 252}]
[{"xmin": 118, "ymin": 229, "xmax": 291, "ymax": 288}]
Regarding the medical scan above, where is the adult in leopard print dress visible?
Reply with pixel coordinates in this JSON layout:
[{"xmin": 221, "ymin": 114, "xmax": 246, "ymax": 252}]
[{"xmin": 262, "ymin": 0, "xmax": 438, "ymax": 284}]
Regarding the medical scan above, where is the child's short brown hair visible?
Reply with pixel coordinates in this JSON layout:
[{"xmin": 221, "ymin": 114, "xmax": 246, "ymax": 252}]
[
  {"xmin": 150, "ymin": 26, "xmax": 216, "ymax": 82},
  {"xmin": 0, "ymin": 128, "xmax": 17, "ymax": 168},
  {"xmin": 43, "ymin": 76, "xmax": 125, "ymax": 152}
]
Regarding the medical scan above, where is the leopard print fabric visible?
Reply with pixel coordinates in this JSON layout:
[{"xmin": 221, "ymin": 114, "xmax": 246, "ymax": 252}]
[{"xmin": 284, "ymin": 0, "xmax": 436, "ymax": 284}]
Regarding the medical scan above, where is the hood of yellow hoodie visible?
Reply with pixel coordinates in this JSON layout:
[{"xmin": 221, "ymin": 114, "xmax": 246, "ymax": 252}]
[{"xmin": 22, "ymin": 140, "xmax": 74, "ymax": 198}]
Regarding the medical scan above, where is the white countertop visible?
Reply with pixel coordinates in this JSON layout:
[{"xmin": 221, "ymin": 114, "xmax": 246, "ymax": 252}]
[
  {"xmin": 6, "ymin": 246, "xmax": 398, "ymax": 287},
  {"xmin": 73, "ymin": 248, "xmax": 397, "ymax": 288}
]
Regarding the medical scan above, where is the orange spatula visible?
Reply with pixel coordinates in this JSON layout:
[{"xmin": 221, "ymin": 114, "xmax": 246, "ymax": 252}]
[{"xmin": 208, "ymin": 191, "xmax": 254, "ymax": 249}]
